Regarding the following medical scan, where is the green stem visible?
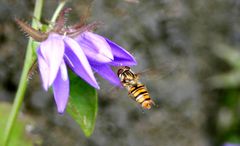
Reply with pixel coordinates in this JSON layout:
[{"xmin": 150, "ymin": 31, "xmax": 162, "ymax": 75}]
[
  {"xmin": 51, "ymin": 1, "xmax": 67, "ymax": 23},
  {"xmin": 2, "ymin": 1, "xmax": 44, "ymax": 145},
  {"xmin": 3, "ymin": 1, "xmax": 67, "ymax": 145}
]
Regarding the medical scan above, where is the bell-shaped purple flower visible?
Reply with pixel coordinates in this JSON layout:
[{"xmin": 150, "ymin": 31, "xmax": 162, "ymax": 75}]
[
  {"xmin": 75, "ymin": 31, "xmax": 137, "ymax": 86},
  {"xmin": 37, "ymin": 33, "xmax": 99, "ymax": 113},
  {"xmin": 15, "ymin": 8, "xmax": 137, "ymax": 115}
]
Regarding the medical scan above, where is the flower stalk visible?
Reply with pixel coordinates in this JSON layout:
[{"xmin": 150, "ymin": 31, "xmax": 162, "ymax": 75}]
[{"xmin": 2, "ymin": 1, "xmax": 66, "ymax": 145}]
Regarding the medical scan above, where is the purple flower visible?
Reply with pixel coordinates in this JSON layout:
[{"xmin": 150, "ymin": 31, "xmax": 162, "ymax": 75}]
[
  {"xmin": 37, "ymin": 33, "xmax": 99, "ymax": 113},
  {"xmin": 75, "ymin": 31, "xmax": 137, "ymax": 86},
  {"xmin": 38, "ymin": 32, "xmax": 136, "ymax": 114},
  {"xmin": 16, "ymin": 8, "xmax": 137, "ymax": 114}
]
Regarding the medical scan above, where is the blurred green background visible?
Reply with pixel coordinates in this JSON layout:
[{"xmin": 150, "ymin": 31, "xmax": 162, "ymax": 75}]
[{"xmin": 1, "ymin": 0, "xmax": 240, "ymax": 146}]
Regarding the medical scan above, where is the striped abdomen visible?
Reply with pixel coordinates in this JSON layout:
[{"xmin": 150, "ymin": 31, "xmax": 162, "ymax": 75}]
[{"xmin": 129, "ymin": 83, "xmax": 154, "ymax": 109}]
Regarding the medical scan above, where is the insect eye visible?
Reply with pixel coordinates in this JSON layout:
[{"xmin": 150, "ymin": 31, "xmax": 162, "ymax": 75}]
[{"xmin": 117, "ymin": 69, "xmax": 124, "ymax": 76}]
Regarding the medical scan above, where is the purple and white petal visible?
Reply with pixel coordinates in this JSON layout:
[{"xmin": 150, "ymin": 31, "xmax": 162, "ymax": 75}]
[
  {"xmin": 37, "ymin": 48, "xmax": 49, "ymax": 90},
  {"xmin": 39, "ymin": 33, "xmax": 65, "ymax": 87},
  {"xmin": 105, "ymin": 38, "xmax": 137, "ymax": 66},
  {"xmin": 91, "ymin": 64, "xmax": 122, "ymax": 86},
  {"xmin": 75, "ymin": 31, "xmax": 113, "ymax": 63},
  {"xmin": 52, "ymin": 61, "xmax": 69, "ymax": 114},
  {"xmin": 64, "ymin": 37, "xmax": 100, "ymax": 89}
]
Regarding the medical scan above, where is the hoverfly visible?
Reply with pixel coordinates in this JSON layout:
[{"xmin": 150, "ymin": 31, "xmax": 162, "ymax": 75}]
[{"xmin": 117, "ymin": 66, "xmax": 155, "ymax": 109}]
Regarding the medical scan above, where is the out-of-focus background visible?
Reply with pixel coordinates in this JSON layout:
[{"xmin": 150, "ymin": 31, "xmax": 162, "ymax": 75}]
[{"xmin": 1, "ymin": 0, "xmax": 240, "ymax": 146}]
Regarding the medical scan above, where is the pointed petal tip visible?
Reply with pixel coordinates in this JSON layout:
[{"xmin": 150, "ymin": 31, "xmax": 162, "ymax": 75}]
[
  {"xmin": 57, "ymin": 108, "xmax": 66, "ymax": 115},
  {"xmin": 52, "ymin": 62, "xmax": 69, "ymax": 116},
  {"xmin": 92, "ymin": 83, "xmax": 100, "ymax": 90},
  {"xmin": 84, "ymin": 79, "xmax": 100, "ymax": 89},
  {"xmin": 132, "ymin": 56, "xmax": 137, "ymax": 63},
  {"xmin": 130, "ymin": 59, "xmax": 137, "ymax": 65},
  {"xmin": 56, "ymin": 98, "xmax": 67, "ymax": 114},
  {"xmin": 104, "ymin": 38, "xmax": 138, "ymax": 66},
  {"xmin": 42, "ymin": 84, "xmax": 48, "ymax": 91}
]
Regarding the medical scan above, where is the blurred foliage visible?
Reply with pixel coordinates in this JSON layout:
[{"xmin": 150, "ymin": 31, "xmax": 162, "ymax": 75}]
[
  {"xmin": 0, "ymin": 102, "xmax": 42, "ymax": 146},
  {"xmin": 210, "ymin": 44, "xmax": 240, "ymax": 144},
  {"xmin": 211, "ymin": 44, "xmax": 240, "ymax": 88}
]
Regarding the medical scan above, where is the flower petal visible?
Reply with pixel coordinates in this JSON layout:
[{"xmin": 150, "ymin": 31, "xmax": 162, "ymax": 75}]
[
  {"xmin": 91, "ymin": 64, "xmax": 121, "ymax": 86},
  {"xmin": 52, "ymin": 61, "xmax": 69, "ymax": 114},
  {"xmin": 64, "ymin": 37, "xmax": 100, "ymax": 89},
  {"xmin": 37, "ymin": 48, "xmax": 49, "ymax": 90},
  {"xmin": 75, "ymin": 32, "xmax": 113, "ymax": 63},
  {"xmin": 39, "ymin": 33, "xmax": 65, "ymax": 87},
  {"xmin": 105, "ymin": 38, "xmax": 137, "ymax": 66}
]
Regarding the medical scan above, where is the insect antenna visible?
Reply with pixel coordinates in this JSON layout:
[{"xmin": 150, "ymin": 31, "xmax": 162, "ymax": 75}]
[{"xmin": 15, "ymin": 18, "xmax": 48, "ymax": 42}]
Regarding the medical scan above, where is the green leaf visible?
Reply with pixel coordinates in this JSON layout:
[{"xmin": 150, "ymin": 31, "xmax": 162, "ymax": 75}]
[{"xmin": 67, "ymin": 71, "xmax": 98, "ymax": 137}]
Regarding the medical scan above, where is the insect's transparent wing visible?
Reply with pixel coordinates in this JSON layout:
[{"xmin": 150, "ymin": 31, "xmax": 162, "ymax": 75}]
[{"xmin": 136, "ymin": 62, "xmax": 178, "ymax": 80}]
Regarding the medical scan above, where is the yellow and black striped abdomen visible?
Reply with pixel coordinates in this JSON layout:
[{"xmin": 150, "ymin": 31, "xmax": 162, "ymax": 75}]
[
  {"xmin": 130, "ymin": 84, "xmax": 147, "ymax": 98},
  {"xmin": 129, "ymin": 83, "xmax": 153, "ymax": 109}
]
